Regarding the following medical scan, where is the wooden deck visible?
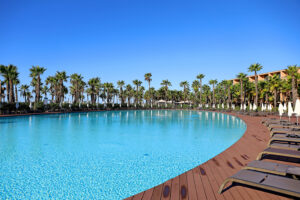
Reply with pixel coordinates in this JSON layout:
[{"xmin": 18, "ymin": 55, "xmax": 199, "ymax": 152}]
[{"xmin": 125, "ymin": 113, "xmax": 300, "ymax": 200}]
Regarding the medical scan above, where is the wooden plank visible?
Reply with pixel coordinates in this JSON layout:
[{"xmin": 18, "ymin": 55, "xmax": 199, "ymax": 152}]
[
  {"xmin": 192, "ymin": 167, "xmax": 207, "ymax": 200},
  {"xmin": 195, "ymin": 166, "xmax": 216, "ymax": 200},
  {"xmin": 186, "ymin": 170, "xmax": 197, "ymax": 200},
  {"xmin": 161, "ymin": 179, "xmax": 172, "ymax": 200},
  {"xmin": 151, "ymin": 184, "xmax": 164, "ymax": 200},
  {"xmin": 132, "ymin": 191, "xmax": 144, "ymax": 200},
  {"xmin": 179, "ymin": 173, "xmax": 188, "ymax": 200},
  {"xmin": 142, "ymin": 188, "xmax": 154, "ymax": 200},
  {"xmin": 170, "ymin": 176, "xmax": 180, "ymax": 200}
]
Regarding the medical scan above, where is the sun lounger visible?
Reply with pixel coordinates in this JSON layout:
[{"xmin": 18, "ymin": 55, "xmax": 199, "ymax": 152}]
[
  {"xmin": 269, "ymin": 143, "xmax": 300, "ymax": 151},
  {"xmin": 268, "ymin": 135, "xmax": 300, "ymax": 145},
  {"xmin": 270, "ymin": 128, "xmax": 300, "ymax": 136},
  {"xmin": 268, "ymin": 124, "xmax": 300, "ymax": 131},
  {"xmin": 262, "ymin": 118, "xmax": 287, "ymax": 125},
  {"xmin": 218, "ymin": 169, "xmax": 300, "ymax": 198},
  {"xmin": 270, "ymin": 131, "xmax": 300, "ymax": 137},
  {"xmin": 268, "ymin": 136, "xmax": 300, "ymax": 151},
  {"xmin": 257, "ymin": 147, "xmax": 300, "ymax": 160},
  {"xmin": 244, "ymin": 160, "xmax": 300, "ymax": 179}
]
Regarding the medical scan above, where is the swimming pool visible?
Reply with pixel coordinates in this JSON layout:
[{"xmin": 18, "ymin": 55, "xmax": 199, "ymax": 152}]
[{"xmin": 0, "ymin": 110, "xmax": 246, "ymax": 199}]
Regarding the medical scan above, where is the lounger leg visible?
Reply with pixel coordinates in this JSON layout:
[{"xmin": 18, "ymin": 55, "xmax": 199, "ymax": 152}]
[
  {"xmin": 218, "ymin": 178, "xmax": 233, "ymax": 194},
  {"xmin": 256, "ymin": 152, "xmax": 264, "ymax": 160}
]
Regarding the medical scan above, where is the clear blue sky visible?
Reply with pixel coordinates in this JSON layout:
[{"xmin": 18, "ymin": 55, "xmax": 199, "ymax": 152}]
[{"xmin": 0, "ymin": 0, "xmax": 300, "ymax": 90}]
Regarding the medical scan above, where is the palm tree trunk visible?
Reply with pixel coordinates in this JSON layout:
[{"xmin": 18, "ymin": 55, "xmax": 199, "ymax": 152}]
[
  {"xmin": 36, "ymin": 76, "xmax": 40, "ymax": 102},
  {"xmin": 292, "ymin": 77, "xmax": 298, "ymax": 105},
  {"xmin": 227, "ymin": 86, "xmax": 231, "ymax": 105},
  {"xmin": 15, "ymin": 85, "xmax": 18, "ymax": 102},
  {"xmin": 148, "ymin": 81, "xmax": 151, "ymax": 105},
  {"xmin": 0, "ymin": 80, "xmax": 2, "ymax": 103},
  {"xmin": 240, "ymin": 81, "xmax": 243, "ymax": 104},
  {"xmin": 255, "ymin": 71, "xmax": 258, "ymax": 105},
  {"xmin": 199, "ymin": 80, "xmax": 202, "ymax": 103},
  {"xmin": 213, "ymin": 86, "xmax": 215, "ymax": 104},
  {"xmin": 274, "ymin": 90, "xmax": 277, "ymax": 107},
  {"xmin": 9, "ymin": 80, "xmax": 13, "ymax": 103}
]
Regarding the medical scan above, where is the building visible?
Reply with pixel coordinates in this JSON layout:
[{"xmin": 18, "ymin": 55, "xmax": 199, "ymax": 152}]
[
  {"xmin": 232, "ymin": 69, "xmax": 300, "ymax": 84},
  {"xmin": 232, "ymin": 68, "xmax": 300, "ymax": 102}
]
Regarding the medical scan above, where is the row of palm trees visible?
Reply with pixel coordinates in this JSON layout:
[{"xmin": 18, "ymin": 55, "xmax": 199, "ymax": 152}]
[{"xmin": 0, "ymin": 64, "xmax": 299, "ymax": 109}]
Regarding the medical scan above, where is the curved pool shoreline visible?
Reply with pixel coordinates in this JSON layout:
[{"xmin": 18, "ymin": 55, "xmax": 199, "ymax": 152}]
[{"xmin": 126, "ymin": 112, "xmax": 292, "ymax": 200}]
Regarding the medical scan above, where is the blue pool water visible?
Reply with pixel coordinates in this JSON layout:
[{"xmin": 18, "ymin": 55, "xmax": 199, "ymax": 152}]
[{"xmin": 0, "ymin": 110, "xmax": 246, "ymax": 199}]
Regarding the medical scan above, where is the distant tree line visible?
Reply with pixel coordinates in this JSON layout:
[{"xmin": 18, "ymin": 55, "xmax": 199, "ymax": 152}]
[{"xmin": 0, "ymin": 64, "xmax": 299, "ymax": 113}]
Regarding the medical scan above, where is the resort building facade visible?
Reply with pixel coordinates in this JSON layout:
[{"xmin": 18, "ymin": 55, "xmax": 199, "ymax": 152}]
[
  {"xmin": 232, "ymin": 68, "xmax": 300, "ymax": 102},
  {"xmin": 232, "ymin": 68, "xmax": 300, "ymax": 85}
]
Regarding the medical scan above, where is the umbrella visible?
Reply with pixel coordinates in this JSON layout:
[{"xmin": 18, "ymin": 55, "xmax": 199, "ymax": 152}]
[
  {"xmin": 253, "ymin": 103, "xmax": 257, "ymax": 111},
  {"xmin": 268, "ymin": 104, "xmax": 272, "ymax": 111},
  {"xmin": 16, "ymin": 102, "xmax": 19, "ymax": 109},
  {"xmin": 222, "ymin": 103, "xmax": 224, "ymax": 109},
  {"xmin": 29, "ymin": 102, "xmax": 33, "ymax": 109},
  {"xmin": 261, "ymin": 103, "xmax": 264, "ymax": 111},
  {"xmin": 249, "ymin": 104, "xmax": 253, "ymax": 111},
  {"xmin": 283, "ymin": 103, "xmax": 287, "ymax": 112},
  {"xmin": 278, "ymin": 103, "xmax": 284, "ymax": 119},
  {"xmin": 243, "ymin": 104, "xmax": 247, "ymax": 110},
  {"xmin": 294, "ymin": 99, "xmax": 300, "ymax": 124},
  {"xmin": 288, "ymin": 102, "xmax": 294, "ymax": 121},
  {"xmin": 217, "ymin": 104, "xmax": 220, "ymax": 109},
  {"xmin": 212, "ymin": 104, "xmax": 215, "ymax": 108}
]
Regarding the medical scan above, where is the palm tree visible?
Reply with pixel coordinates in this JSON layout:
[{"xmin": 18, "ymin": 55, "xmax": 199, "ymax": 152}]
[
  {"xmin": 70, "ymin": 73, "xmax": 85, "ymax": 103},
  {"xmin": 26, "ymin": 91, "xmax": 33, "ymax": 103},
  {"xmin": 133, "ymin": 79, "xmax": 142, "ymax": 105},
  {"xmin": 209, "ymin": 79, "xmax": 218, "ymax": 105},
  {"xmin": 55, "ymin": 71, "xmax": 68, "ymax": 103},
  {"xmin": 196, "ymin": 74, "xmax": 205, "ymax": 103},
  {"xmin": 117, "ymin": 80, "xmax": 125, "ymax": 105},
  {"xmin": 45, "ymin": 76, "xmax": 57, "ymax": 102},
  {"xmin": 144, "ymin": 73, "xmax": 152, "ymax": 104},
  {"xmin": 236, "ymin": 73, "xmax": 247, "ymax": 104},
  {"xmin": 102, "ymin": 82, "xmax": 114, "ymax": 104},
  {"xmin": 286, "ymin": 65, "xmax": 299, "ymax": 105},
  {"xmin": 180, "ymin": 81, "xmax": 189, "ymax": 101},
  {"xmin": 225, "ymin": 80, "xmax": 233, "ymax": 105},
  {"xmin": 87, "ymin": 77, "xmax": 100, "ymax": 104},
  {"xmin": 20, "ymin": 84, "xmax": 29, "ymax": 102},
  {"xmin": 192, "ymin": 80, "xmax": 200, "ymax": 104},
  {"xmin": 0, "ymin": 78, "xmax": 2, "ymax": 102},
  {"xmin": 13, "ymin": 79, "xmax": 20, "ymax": 102},
  {"xmin": 41, "ymin": 86, "xmax": 49, "ymax": 99},
  {"xmin": 0, "ymin": 65, "xmax": 19, "ymax": 103},
  {"xmin": 269, "ymin": 74, "xmax": 281, "ymax": 107},
  {"xmin": 30, "ymin": 66, "xmax": 46, "ymax": 102},
  {"xmin": 248, "ymin": 63, "xmax": 263, "ymax": 106},
  {"xmin": 160, "ymin": 79, "xmax": 172, "ymax": 100},
  {"xmin": 125, "ymin": 84, "xmax": 134, "ymax": 106}
]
